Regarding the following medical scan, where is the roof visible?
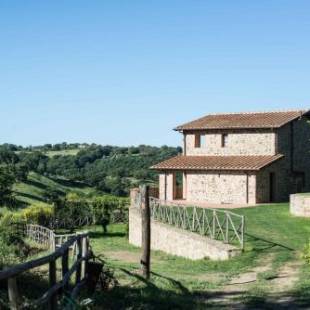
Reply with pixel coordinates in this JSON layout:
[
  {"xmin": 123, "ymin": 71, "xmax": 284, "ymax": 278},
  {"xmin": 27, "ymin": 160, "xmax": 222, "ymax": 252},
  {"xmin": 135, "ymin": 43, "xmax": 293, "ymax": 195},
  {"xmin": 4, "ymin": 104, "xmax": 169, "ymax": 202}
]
[
  {"xmin": 151, "ymin": 154, "xmax": 284, "ymax": 171},
  {"xmin": 175, "ymin": 110, "xmax": 309, "ymax": 131}
]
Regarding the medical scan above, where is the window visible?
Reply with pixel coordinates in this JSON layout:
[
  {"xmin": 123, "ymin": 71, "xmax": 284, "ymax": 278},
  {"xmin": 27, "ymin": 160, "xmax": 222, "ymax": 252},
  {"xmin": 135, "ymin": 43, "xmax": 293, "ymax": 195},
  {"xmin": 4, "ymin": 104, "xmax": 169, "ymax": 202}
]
[
  {"xmin": 195, "ymin": 133, "xmax": 205, "ymax": 148},
  {"xmin": 194, "ymin": 134, "xmax": 201, "ymax": 148},
  {"xmin": 221, "ymin": 134, "xmax": 228, "ymax": 147}
]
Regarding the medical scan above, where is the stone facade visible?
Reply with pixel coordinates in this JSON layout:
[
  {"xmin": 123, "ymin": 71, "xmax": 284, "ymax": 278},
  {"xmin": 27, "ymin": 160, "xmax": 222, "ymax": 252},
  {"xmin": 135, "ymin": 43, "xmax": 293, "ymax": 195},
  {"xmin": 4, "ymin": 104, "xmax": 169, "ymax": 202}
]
[
  {"xmin": 290, "ymin": 194, "xmax": 310, "ymax": 217},
  {"xmin": 129, "ymin": 207, "xmax": 241, "ymax": 260},
  {"xmin": 185, "ymin": 130, "xmax": 276, "ymax": 156},
  {"xmin": 157, "ymin": 116, "xmax": 310, "ymax": 204},
  {"xmin": 185, "ymin": 171, "xmax": 256, "ymax": 204}
]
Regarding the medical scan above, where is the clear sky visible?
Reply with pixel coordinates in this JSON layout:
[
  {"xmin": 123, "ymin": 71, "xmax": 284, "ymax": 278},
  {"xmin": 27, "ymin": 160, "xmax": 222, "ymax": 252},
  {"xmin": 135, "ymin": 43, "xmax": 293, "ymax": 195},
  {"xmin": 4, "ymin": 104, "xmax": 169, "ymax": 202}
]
[{"xmin": 1, "ymin": 1, "xmax": 309, "ymax": 147}]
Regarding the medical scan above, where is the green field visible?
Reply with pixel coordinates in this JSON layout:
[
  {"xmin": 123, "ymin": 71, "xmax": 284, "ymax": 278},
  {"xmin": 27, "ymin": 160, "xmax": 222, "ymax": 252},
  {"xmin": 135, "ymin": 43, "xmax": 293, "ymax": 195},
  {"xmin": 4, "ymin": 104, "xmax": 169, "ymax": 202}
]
[
  {"xmin": 15, "ymin": 148, "xmax": 81, "ymax": 157},
  {"xmin": 87, "ymin": 204, "xmax": 310, "ymax": 309},
  {"xmin": 44, "ymin": 149, "xmax": 81, "ymax": 157},
  {"xmin": 12, "ymin": 171, "xmax": 104, "ymax": 208}
]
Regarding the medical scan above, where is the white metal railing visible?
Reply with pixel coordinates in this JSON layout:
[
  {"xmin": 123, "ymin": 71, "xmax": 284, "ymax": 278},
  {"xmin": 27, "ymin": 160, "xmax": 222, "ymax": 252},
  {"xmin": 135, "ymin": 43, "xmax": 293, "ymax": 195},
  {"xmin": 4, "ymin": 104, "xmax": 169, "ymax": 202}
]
[
  {"xmin": 149, "ymin": 198, "xmax": 245, "ymax": 249},
  {"xmin": 25, "ymin": 224, "xmax": 79, "ymax": 252}
]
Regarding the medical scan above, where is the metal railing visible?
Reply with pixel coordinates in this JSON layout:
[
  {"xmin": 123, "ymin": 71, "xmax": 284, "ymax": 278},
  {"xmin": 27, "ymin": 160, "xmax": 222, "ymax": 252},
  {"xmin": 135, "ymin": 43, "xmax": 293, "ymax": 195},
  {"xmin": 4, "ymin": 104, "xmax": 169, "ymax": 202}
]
[
  {"xmin": 149, "ymin": 197, "xmax": 245, "ymax": 249},
  {"xmin": 26, "ymin": 224, "xmax": 80, "ymax": 252}
]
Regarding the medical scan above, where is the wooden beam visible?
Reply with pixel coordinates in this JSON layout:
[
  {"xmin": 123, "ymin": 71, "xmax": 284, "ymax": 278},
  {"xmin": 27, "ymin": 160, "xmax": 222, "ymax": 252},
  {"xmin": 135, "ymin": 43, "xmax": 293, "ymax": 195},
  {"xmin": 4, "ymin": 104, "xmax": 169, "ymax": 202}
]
[
  {"xmin": 140, "ymin": 185, "xmax": 151, "ymax": 280},
  {"xmin": 48, "ymin": 260, "xmax": 57, "ymax": 310}
]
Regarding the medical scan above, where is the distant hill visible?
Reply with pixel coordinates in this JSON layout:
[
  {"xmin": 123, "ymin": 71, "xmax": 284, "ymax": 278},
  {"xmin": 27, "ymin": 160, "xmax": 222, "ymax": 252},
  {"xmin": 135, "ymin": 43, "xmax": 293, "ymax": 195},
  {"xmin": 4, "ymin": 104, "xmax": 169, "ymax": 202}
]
[
  {"xmin": 13, "ymin": 171, "xmax": 103, "ymax": 208},
  {"xmin": 1, "ymin": 143, "xmax": 181, "ymax": 198}
]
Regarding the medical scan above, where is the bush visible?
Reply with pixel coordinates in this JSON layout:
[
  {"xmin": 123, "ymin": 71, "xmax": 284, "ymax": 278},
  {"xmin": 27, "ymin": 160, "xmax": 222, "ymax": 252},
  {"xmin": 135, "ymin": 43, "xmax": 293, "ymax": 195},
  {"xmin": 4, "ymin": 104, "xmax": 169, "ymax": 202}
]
[
  {"xmin": 53, "ymin": 194, "xmax": 129, "ymax": 231},
  {"xmin": 91, "ymin": 196, "xmax": 129, "ymax": 225},
  {"xmin": 19, "ymin": 203, "xmax": 54, "ymax": 226},
  {"xmin": 54, "ymin": 194, "xmax": 93, "ymax": 230},
  {"xmin": 0, "ymin": 215, "xmax": 29, "ymax": 268},
  {"xmin": 302, "ymin": 239, "xmax": 310, "ymax": 264}
]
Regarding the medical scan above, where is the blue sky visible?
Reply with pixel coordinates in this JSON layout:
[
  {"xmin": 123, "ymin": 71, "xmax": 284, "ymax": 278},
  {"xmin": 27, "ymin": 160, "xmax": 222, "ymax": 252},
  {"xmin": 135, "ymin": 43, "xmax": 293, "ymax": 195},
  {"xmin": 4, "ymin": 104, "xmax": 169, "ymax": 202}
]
[{"xmin": 1, "ymin": 1, "xmax": 310, "ymax": 147}]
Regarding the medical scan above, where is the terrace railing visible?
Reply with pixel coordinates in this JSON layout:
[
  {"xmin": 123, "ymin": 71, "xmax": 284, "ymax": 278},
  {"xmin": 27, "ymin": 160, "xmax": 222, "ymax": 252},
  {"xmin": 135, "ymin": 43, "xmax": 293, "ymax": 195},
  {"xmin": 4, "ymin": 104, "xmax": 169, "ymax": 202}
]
[{"xmin": 149, "ymin": 197, "xmax": 245, "ymax": 249}]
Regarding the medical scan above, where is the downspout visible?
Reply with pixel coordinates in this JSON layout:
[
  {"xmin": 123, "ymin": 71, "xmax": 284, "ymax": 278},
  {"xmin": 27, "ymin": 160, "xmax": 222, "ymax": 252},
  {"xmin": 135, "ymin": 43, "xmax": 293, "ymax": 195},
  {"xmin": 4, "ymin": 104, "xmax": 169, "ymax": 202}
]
[
  {"xmin": 246, "ymin": 173, "xmax": 249, "ymax": 204},
  {"xmin": 290, "ymin": 122, "xmax": 294, "ymax": 174},
  {"xmin": 164, "ymin": 173, "xmax": 167, "ymax": 201}
]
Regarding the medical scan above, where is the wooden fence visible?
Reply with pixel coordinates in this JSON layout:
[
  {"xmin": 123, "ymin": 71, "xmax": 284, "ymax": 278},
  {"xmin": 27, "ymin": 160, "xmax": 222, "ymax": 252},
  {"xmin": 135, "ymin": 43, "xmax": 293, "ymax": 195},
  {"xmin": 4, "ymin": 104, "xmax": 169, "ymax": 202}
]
[
  {"xmin": 0, "ymin": 231, "xmax": 91, "ymax": 309},
  {"xmin": 149, "ymin": 197, "xmax": 245, "ymax": 249}
]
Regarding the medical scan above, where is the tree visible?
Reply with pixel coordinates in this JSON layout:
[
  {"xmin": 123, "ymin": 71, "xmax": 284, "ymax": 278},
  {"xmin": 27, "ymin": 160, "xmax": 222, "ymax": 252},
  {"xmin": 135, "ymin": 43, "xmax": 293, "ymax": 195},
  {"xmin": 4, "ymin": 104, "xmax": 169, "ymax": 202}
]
[
  {"xmin": 14, "ymin": 163, "xmax": 29, "ymax": 182},
  {"xmin": 0, "ymin": 149, "xmax": 19, "ymax": 165},
  {"xmin": 0, "ymin": 167, "xmax": 16, "ymax": 206}
]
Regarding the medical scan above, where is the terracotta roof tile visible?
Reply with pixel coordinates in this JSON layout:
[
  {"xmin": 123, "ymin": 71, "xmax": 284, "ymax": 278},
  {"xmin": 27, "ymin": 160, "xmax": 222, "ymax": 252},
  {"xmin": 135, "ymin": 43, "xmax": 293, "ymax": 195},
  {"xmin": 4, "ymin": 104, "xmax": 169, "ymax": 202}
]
[
  {"xmin": 151, "ymin": 154, "xmax": 284, "ymax": 171},
  {"xmin": 175, "ymin": 110, "xmax": 309, "ymax": 131}
]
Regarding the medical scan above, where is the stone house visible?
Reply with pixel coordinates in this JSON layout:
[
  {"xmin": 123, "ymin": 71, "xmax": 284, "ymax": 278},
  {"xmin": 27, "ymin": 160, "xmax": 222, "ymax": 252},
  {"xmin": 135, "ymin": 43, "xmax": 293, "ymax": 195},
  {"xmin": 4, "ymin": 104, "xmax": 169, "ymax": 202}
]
[{"xmin": 151, "ymin": 110, "xmax": 310, "ymax": 204}]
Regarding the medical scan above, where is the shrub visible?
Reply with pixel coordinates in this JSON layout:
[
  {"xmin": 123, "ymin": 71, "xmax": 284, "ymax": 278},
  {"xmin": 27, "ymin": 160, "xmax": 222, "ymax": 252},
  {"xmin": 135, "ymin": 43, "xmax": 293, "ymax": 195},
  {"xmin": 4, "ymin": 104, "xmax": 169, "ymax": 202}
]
[
  {"xmin": 302, "ymin": 239, "xmax": 310, "ymax": 264},
  {"xmin": 52, "ymin": 194, "xmax": 129, "ymax": 230},
  {"xmin": 54, "ymin": 194, "xmax": 93, "ymax": 230},
  {"xmin": 20, "ymin": 203, "xmax": 54, "ymax": 226},
  {"xmin": 0, "ymin": 216, "xmax": 29, "ymax": 268},
  {"xmin": 91, "ymin": 196, "xmax": 129, "ymax": 225}
]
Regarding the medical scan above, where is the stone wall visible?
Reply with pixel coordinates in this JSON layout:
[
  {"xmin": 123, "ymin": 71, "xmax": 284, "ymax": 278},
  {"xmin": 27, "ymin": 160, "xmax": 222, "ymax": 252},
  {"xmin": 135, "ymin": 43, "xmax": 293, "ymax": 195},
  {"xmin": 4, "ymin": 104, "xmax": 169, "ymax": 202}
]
[
  {"xmin": 129, "ymin": 207, "xmax": 241, "ymax": 260},
  {"xmin": 256, "ymin": 158, "xmax": 289, "ymax": 203},
  {"xmin": 185, "ymin": 130, "xmax": 276, "ymax": 156},
  {"xmin": 185, "ymin": 171, "xmax": 256, "ymax": 204},
  {"xmin": 278, "ymin": 118, "xmax": 310, "ymax": 194},
  {"xmin": 290, "ymin": 194, "xmax": 310, "ymax": 217}
]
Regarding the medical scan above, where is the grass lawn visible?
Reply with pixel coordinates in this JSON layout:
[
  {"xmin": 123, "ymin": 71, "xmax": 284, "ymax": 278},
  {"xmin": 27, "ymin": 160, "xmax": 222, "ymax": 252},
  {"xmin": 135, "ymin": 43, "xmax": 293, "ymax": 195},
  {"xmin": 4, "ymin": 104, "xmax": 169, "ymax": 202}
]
[
  {"xmin": 234, "ymin": 203, "xmax": 310, "ymax": 250},
  {"xmin": 87, "ymin": 203, "xmax": 310, "ymax": 309},
  {"xmin": 44, "ymin": 149, "xmax": 80, "ymax": 157},
  {"xmin": 11, "ymin": 172, "xmax": 104, "ymax": 208}
]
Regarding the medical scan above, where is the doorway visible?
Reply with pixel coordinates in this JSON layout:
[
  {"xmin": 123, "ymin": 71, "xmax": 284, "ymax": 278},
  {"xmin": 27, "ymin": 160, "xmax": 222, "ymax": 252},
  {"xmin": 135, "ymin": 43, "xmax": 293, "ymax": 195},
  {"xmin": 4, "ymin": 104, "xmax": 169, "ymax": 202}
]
[
  {"xmin": 174, "ymin": 171, "xmax": 183, "ymax": 199},
  {"xmin": 269, "ymin": 172, "xmax": 275, "ymax": 202}
]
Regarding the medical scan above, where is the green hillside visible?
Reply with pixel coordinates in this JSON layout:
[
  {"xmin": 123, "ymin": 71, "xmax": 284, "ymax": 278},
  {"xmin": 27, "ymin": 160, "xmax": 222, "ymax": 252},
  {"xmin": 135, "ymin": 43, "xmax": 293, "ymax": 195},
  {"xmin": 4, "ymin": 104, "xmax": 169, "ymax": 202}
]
[{"xmin": 12, "ymin": 172, "xmax": 105, "ymax": 208}]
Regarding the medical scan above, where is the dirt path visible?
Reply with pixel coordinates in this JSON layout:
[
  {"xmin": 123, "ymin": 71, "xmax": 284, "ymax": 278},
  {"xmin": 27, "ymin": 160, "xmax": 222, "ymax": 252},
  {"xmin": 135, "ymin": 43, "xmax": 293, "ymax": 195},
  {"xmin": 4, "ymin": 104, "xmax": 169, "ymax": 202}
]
[
  {"xmin": 105, "ymin": 249, "xmax": 302, "ymax": 308},
  {"xmin": 206, "ymin": 256, "xmax": 274, "ymax": 307},
  {"xmin": 266, "ymin": 260, "xmax": 302, "ymax": 308},
  {"xmin": 104, "ymin": 250, "xmax": 142, "ymax": 263},
  {"xmin": 205, "ymin": 255, "xmax": 302, "ymax": 309}
]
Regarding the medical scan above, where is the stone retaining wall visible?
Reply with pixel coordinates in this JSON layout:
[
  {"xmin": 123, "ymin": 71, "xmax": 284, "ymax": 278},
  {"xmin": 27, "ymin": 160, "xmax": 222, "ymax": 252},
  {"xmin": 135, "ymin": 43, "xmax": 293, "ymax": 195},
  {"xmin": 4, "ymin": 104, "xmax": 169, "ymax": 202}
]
[
  {"xmin": 290, "ymin": 194, "xmax": 310, "ymax": 217},
  {"xmin": 129, "ymin": 207, "xmax": 241, "ymax": 261}
]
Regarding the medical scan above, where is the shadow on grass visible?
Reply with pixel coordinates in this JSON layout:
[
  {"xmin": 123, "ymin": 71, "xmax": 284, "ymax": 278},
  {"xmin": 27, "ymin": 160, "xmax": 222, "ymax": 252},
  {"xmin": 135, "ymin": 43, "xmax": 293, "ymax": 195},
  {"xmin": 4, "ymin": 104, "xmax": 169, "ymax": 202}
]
[
  {"xmin": 89, "ymin": 231, "xmax": 126, "ymax": 239},
  {"xmin": 93, "ymin": 267, "xmax": 197, "ymax": 309},
  {"xmin": 13, "ymin": 191, "xmax": 47, "ymax": 203},
  {"xmin": 0, "ymin": 270, "xmax": 49, "ymax": 308},
  {"xmin": 93, "ymin": 266, "xmax": 310, "ymax": 309},
  {"xmin": 245, "ymin": 233, "xmax": 295, "ymax": 252},
  {"xmin": 47, "ymin": 176, "xmax": 89, "ymax": 189},
  {"xmin": 24, "ymin": 179, "xmax": 49, "ymax": 190}
]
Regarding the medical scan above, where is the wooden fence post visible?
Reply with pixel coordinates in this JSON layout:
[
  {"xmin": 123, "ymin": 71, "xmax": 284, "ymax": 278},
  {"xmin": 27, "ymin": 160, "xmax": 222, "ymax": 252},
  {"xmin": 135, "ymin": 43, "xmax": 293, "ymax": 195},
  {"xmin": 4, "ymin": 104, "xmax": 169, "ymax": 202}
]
[
  {"xmin": 81, "ymin": 233, "xmax": 88, "ymax": 279},
  {"xmin": 75, "ymin": 235, "xmax": 82, "ymax": 284},
  {"xmin": 8, "ymin": 277, "xmax": 21, "ymax": 310},
  {"xmin": 140, "ymin": 185, "xmax": 151, "ymax": 280},
  {"xmin": 48, "ymin": 260, "xmax": 57, "ymax": 310},
  {"xmin": 62, "ymin": 248, "xmax": 69, "ymax": 292}
]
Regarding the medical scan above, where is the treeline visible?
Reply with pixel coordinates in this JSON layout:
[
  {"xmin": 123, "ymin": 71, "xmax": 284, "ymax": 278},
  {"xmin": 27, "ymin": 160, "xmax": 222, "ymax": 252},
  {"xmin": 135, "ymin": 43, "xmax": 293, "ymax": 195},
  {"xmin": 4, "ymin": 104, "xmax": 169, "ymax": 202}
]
[
  {"xmin": 0, "ymin": 142, "xmax": 87, "ymax": 152},
  {"xmin": 0, "ymin": 144, "xmax": 181, "ymax": 199}
]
